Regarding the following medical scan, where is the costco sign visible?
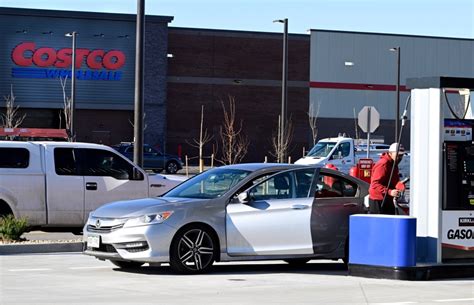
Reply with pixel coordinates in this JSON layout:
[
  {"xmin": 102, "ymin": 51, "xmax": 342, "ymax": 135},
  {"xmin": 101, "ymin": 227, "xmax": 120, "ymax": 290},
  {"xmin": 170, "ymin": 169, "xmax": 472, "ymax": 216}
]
[{"xmin": 11, "ymin": 42, "xmax": 126, "ymax": 81}]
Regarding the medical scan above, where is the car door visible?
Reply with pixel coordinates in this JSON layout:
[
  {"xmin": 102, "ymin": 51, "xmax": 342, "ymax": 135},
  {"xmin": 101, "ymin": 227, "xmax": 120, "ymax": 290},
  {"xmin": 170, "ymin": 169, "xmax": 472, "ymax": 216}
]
[
  {"xmin": 144, "ymin": 145, "xmax": 164, "ymax": 169},
  {"xmin": 46, "ymin": 147, "xmax": 85, "ymax": 225},
  {"xmin": 226, "ymin": 168, "xmax": 317, "ymax": 256},
  {"xmin": 77, "ymin": 148, "xmax": 148, "ymax": 219},
  {"xmin": 311, "ymin": 169, "xmax": 363, "ymax": 254}
]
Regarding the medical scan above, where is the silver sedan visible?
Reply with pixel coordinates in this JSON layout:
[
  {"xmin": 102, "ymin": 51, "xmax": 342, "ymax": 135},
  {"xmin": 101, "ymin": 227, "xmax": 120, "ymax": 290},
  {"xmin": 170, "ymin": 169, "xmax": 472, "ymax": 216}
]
[{"xmin": 83, "ymin": 163, "xmax": 369, "ymax": 274}]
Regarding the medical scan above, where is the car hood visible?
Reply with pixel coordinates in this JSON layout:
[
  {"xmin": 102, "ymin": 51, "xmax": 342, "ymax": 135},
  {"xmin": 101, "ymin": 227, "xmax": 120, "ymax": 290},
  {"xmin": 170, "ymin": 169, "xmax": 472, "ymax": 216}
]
[{"xmin": 92, "ymin": 197, "xmax": 202, "ymax": 218}]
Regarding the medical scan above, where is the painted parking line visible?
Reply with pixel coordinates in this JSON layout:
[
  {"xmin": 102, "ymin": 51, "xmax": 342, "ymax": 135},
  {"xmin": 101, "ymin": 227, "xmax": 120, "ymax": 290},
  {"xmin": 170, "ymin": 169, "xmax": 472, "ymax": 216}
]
[
  {"xmin": 434, "ymin": 298, "xmax": 474, "ymax": 303},
  {"xmin": 68, "ymin": 266, "xmax": 111, "ymax": 270},
  {"xmin": 8, "ymin": 268, "xmax": 51, "ymax": 272}
]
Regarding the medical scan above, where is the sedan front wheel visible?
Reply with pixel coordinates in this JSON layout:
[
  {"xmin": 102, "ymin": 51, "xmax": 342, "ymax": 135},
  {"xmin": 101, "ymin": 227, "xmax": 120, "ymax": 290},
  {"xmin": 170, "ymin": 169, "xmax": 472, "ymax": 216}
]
[{"xmin": 170, "ymin": 226, "xmax": 216, "ymax": 274}]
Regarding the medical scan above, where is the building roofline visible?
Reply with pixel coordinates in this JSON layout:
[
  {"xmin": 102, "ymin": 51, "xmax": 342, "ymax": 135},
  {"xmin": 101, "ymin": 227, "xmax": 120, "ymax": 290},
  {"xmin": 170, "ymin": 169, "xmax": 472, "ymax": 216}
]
[
  {"xmin": 0, "ymin": 7, "xmax": 174, "ymax": 23},
  {"xmin": 169, "ymin": 26, "xmax": 309, "ymax": 40},
  {"xmin": 309, "ymin": 29, "xmax": 473, "ymax": 42}
]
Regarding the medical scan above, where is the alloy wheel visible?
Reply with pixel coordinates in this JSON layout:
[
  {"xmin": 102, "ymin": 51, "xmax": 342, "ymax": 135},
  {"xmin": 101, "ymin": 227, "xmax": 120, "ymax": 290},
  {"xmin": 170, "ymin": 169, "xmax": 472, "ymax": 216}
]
[
  {"xmin": 166, "ymin": 161, "xmax": 178, "ymax": 174},
  {"xmin": 176, "ymin": 228, "xmax": 214, "ymax": 272}
]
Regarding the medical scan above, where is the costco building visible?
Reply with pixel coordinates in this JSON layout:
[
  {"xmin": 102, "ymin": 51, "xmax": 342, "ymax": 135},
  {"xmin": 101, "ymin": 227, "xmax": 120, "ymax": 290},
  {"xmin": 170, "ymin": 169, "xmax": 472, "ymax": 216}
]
[{"xmin": 0, "ymin": 7, "xmax": 472, "ymax": 162}]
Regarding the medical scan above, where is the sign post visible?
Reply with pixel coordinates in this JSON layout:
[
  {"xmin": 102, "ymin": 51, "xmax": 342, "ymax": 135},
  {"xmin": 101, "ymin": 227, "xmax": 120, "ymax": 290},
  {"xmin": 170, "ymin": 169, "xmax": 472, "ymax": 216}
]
[{"xmin": 358, "ymin": 106, "xmax": 380, "ymax": 158}]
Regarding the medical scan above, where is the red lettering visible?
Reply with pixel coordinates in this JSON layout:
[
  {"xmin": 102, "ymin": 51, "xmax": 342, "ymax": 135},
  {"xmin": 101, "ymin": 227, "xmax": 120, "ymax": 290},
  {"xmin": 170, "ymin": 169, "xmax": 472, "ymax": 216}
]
[
  {"xmin": 32, "ymin": 47, "xmax": 56, "ymax": 67},
  {"xmin": 11, "ymin": 42, "xmax": 126, "ymax": 70},
  {"xmin": 86, "ymin": 50, "xmax": 104, "ymax": 69},
  {"xmin": 11, "ymin": 42, "xmax": 35, "ymax": 66},
  {"xmin": 55, "ymin": 48, "xmax": 72, "ymax": 68},
  {"xmin": 74, "ymin": 49, "xmax": 90, "ymax": 69},
  {"xmin": 103, "ymin": 50, "xmax": 126, "ymax": 70}
]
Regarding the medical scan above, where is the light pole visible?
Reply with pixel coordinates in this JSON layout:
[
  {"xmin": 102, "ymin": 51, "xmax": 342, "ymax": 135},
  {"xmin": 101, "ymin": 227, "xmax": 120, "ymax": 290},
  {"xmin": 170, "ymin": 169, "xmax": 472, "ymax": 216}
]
[
  {"xmin": 65, "ymin": 31, "xmax": 77, "ymax": 141},
  {"xmin": 274, "ymin": 18, "xmax": 288, "ymax": 162},
  {"xmin": 390, "ymin": 47, "xmax": 401, "ymax": 142},
  {"xmin": 134, "ymin": 0, "xmax": 145, "ymax": 168}
]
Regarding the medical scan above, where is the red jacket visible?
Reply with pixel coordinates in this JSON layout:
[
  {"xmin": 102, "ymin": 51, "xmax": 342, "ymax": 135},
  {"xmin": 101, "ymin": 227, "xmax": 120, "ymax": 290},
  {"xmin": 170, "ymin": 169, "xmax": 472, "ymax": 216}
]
[{"xmin": 369, "ymin": 153, "xmax": 400, "ymax": 200}]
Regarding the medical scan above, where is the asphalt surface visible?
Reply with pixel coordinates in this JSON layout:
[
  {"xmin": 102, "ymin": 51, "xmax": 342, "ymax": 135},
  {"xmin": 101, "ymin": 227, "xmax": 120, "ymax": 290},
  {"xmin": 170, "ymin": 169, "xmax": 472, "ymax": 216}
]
[{"xmin": 1, "ymin": 253, "xmax": 473, "ymax": 305}]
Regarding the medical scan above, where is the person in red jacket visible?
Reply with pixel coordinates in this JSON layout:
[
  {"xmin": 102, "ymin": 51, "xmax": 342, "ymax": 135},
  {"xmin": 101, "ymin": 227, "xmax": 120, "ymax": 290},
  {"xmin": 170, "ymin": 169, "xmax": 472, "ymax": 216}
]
[{"xmin": 369, "ymin": 143, "xmax": 405, "ymax": 214}]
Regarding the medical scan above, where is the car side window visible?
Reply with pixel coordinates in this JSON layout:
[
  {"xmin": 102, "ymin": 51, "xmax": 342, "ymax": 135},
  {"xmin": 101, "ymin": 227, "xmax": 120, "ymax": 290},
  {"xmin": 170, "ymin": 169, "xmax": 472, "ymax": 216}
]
[
  {"xmin": 250, "ymin": 172, "xmax": 294, "ymax": 200},
  {"xmin": 294, "ymin": 168, "xmax": 317, "ymax": 198},
  {"xmin": 0, "ymin": 148, "xmax": 29, "ymax": 168},
  {"xmin": 79, "ymin": 149, "xmax": 141, "ymax": 180},
  {"xmin": 315, "ymin": 173, "xmax": 358, "ymax": 198},
  {"xmin": 54, "ymin": 148, "xmax": 78, "ymax": 175}
]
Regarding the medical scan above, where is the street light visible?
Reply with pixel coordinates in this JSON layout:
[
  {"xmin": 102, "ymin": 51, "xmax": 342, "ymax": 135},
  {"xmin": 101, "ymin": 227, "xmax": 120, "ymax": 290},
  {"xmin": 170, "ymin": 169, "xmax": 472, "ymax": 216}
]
[
  {"xmin": 389, "ymin": 46, "xmax": 401, "ymax": 141},
  {"xmin": 133, "ymin": 0, "xmax": 145, "ymax": 168},
  {"xmin": 273, "ymin": 18, "xmax": 288, "ymax": 162},
  {"xmin": 65, "ymin": 31, "xmax": 77, "ymax": 141}
]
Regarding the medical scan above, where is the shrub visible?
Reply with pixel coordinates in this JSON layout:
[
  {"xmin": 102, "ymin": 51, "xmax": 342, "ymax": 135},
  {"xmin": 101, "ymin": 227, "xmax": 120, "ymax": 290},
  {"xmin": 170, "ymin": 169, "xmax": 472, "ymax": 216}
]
[{"xmin": 0, "ymin": 215, "xmax": 29, "ymax": 241}]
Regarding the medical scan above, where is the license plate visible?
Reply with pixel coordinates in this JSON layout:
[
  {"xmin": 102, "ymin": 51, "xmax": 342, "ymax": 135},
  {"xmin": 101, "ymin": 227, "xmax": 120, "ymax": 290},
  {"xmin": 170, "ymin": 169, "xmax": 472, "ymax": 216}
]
[{"xmin": 87, "ymin": 235, "xmax": 100, "ymax": 248}]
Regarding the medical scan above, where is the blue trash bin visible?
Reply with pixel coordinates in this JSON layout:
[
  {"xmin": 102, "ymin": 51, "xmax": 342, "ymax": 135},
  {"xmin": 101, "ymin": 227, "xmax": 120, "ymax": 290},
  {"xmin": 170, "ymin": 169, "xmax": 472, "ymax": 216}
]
[{"xmin": 349, "ymin": 214, "xmax": 416, "ymax": 267}]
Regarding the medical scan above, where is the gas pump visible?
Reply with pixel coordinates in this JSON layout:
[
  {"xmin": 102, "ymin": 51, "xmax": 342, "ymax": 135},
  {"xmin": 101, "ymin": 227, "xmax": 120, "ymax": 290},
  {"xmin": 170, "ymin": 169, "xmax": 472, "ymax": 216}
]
[
  {"xmin": 408, "ymin": 77, "xmax": 474, "ymax": 264},
  {"xmin": 442, "ymin": 120, "xmax": 474, "ymax": 261}
]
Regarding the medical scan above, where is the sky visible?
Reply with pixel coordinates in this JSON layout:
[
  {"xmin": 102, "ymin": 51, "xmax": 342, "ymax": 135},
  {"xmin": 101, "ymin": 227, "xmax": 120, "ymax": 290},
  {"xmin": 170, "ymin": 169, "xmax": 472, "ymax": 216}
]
[{"xmin": 0, "ymin": 0, "xmax": 473, "ymax": 38}]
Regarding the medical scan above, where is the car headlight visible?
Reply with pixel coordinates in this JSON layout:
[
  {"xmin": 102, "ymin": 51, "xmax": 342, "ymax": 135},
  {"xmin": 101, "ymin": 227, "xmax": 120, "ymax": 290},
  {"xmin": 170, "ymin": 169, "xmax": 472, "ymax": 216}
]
[{"xmin": 123, "ymin": 211, "xmax": 173, "ymax": 228}]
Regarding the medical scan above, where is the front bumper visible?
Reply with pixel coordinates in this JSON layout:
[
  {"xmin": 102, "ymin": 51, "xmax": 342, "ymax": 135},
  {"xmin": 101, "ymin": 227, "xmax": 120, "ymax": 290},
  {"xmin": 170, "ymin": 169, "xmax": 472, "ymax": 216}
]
[{"xmin": 83, "ymin": 223, "xmax": 177, "ymax": 263}]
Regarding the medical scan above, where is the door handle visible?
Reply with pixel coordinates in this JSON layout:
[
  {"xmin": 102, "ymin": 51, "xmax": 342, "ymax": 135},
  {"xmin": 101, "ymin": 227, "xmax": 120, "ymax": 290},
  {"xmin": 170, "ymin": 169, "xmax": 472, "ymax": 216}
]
[
  {"xmin": 343, "ymin": 202, "xmax": 358, "ymax": 207},
  {"xmin": 86, "ymin": 182, "xmax": 97, "ymax": 191},
  {"xmin": 292, "ymin": 204, "xmax": 309, "ymax": 210}
]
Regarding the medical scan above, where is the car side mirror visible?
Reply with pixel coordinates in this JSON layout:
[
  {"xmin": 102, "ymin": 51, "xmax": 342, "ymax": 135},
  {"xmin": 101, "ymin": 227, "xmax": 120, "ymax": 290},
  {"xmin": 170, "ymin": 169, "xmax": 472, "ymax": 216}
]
[{"xmin": 237, "ymin": 191, "xmax": 250, "ymax": 203}]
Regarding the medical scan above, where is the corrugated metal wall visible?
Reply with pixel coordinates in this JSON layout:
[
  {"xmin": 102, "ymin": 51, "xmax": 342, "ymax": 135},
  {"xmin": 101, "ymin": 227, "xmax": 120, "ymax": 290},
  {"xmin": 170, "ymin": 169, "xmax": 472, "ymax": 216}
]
[{"xmin": 310, "ymin": 30, "xmax": 474, "ymax": 120}]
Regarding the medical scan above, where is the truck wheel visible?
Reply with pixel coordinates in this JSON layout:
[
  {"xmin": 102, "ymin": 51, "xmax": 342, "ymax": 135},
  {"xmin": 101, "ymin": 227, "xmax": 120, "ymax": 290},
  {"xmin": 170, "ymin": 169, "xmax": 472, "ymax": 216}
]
[
  {"xmin": 110, "ymin": 260, "xmax": 144, "ymax": 269},
  {"xmin": 165, "ymin": 161, "xmax": 179, "ymax": 174},
  {"xmin": 169, "ymin": 225, "xmax": 216, "ymax": 274},
  {"xmin": 0, "ymin": 201, "xmax": 13, "ymax": 218}
]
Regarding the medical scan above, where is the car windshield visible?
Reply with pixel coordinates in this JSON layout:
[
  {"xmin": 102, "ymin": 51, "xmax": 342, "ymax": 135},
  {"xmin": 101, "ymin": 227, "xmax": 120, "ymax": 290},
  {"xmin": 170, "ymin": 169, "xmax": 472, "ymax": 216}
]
[
  {"xmin": 307, "ymin": 142, "xmax": 336, "ymax": 158},
  {"xmin": 164, "ymin": 168, "xmax": 251, "ymax": 199}
]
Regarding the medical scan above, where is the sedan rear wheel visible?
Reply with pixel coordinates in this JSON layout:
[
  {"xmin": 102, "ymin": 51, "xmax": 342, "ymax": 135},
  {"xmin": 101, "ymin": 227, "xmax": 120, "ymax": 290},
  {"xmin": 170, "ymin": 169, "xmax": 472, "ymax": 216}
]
[{"xmin": 170, "ymin": 226, "xmax": 215, "ymax": 274}]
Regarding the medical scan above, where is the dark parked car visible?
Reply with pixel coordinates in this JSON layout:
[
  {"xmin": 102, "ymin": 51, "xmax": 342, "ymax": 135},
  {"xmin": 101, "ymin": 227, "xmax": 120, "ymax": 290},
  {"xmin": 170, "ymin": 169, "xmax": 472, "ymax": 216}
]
[{"xmin": 112, "ymin": 143, "xmax": 183, "ymax": 174}]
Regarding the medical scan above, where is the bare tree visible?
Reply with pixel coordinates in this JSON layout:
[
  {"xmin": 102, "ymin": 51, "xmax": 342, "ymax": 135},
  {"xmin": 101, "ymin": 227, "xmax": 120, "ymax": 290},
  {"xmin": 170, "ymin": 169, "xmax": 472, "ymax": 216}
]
[
  {"xmin": 128, "ymin": 113, "xmax": 148, "ymax": 131},
  {"xmin": 216, "ymin": 96, "xmax": 249, "ymax": 165},
  {"xmin": 59, "ymin": 77, "xmax": 72, "ymax": 134},
  {"xmin": 353, "ymin": 107, "xmax": 360, "ymax": 140},
  {"xmin": 270, "ymin": 115, "xmax": 294, "ymax": 163},
  {"xmin": 187, "ymin": 105, "xmax": 213, "ymax": 172},
  {"xmin": 308, "ymin": 101, "xmax": 321, "ymax": 146},
  {"xmin": 1, "ymin": 85, "xmax": 25, "ymax": 129}
]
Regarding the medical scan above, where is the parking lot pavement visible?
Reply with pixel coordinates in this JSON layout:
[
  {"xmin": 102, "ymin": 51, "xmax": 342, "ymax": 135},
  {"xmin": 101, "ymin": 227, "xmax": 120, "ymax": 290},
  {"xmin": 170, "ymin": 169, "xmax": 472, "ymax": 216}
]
[{"xmin": 1, "ymin": 253, "xmax": 473, "ymax": 305}]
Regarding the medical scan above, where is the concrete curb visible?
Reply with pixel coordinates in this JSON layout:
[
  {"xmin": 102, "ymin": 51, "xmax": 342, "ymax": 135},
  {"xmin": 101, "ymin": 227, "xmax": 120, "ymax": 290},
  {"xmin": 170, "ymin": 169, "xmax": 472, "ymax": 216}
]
[{"xmin": 0, "ymin": 242, "xmax": 84, "ymax": 255}]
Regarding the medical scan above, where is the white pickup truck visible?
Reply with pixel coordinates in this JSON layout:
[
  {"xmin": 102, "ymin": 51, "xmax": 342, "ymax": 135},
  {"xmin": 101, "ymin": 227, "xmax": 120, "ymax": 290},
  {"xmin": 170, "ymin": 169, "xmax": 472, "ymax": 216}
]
[
  {"xmin": 0, "ymin": 141, "xmax": 184, "ymax": 228},
  {"xmin": 295, "ymin": 136, "xmax": 410, "ymax": 178}
]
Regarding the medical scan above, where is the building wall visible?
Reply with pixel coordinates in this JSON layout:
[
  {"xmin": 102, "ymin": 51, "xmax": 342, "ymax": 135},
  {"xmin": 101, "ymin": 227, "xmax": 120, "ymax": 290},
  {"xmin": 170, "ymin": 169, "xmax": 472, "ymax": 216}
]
[
  {"xmin": 0, "ymin": 7, "xmax": 172, "ymax": 147},
  {"xmin": 166, "ymin": 28, "xmax": 310, "ymax": 162},
  {"xmin": 310, "ymin": 30, "xmax": 474, "ymax": 146}
]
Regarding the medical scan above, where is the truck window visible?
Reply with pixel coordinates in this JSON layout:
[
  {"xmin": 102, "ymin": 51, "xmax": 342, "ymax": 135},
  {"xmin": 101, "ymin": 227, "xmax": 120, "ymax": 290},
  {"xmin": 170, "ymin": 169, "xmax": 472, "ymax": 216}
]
[
  {"xmin": 0, "ymin": 148, "xmax": 29, "ymax": 168},
  {"xmin": 54, "ymin": 148, "xmax": 78, "ymax": 175},
  {"xmin": 79, "ymin": 149, "xmax": 141, "ymax": 180}
]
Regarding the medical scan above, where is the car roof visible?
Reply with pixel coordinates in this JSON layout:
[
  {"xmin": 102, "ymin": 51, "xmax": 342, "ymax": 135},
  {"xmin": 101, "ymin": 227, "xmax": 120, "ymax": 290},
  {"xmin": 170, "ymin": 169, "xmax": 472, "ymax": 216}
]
[{"xmin": 219, "ymin": 163, "xmax": 317, "ymax": 172}]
